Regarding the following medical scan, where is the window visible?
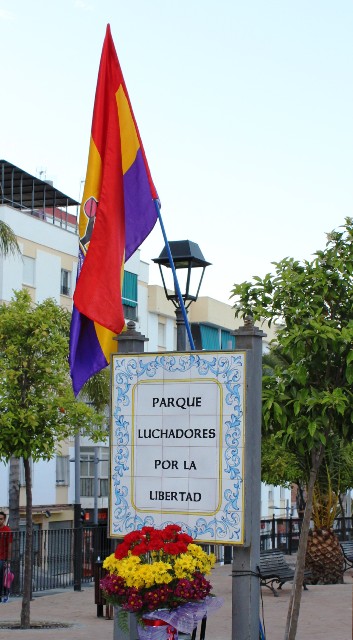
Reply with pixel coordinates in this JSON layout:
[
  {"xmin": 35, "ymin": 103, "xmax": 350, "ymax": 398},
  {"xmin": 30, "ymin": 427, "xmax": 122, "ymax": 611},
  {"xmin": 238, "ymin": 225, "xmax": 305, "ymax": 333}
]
[
  {"xmin": 23, "ymin": 256, "xmax": 35, "ymax": 286},
  {"xmin": 80, "ymin": 447, "xmax": 109, "ymax": 497},
  {"xmin": 200, "ymin": 324, "xmax": 219, "ymax": 350},
  {"xmin": 122, "ymin": 271, "xmax": 137, "ymax": 306},
  {"xmin": 56, "ymin": 455, "xmax": 70, "ymax": 485},
  {"xmin": 123, "ymin": 303, "xmax": 137, "ymax": 321},
  {"xmin": 122, "ymin": 271, "xmax": 137, "ymax": 320},
  {"xmin": 221, "ymin": 330, "xmax": 235, "ymax": 350},
  {"xmin": 158, "ymin": 322, "xmax": 166, "ymax": 349},
  {"xmin": 61, "ymin": 269, "xmax": 71, "ymax": 296},
  {"xmin": 80, "ymin": 450, "xmax": 95, "ymax": 478}
]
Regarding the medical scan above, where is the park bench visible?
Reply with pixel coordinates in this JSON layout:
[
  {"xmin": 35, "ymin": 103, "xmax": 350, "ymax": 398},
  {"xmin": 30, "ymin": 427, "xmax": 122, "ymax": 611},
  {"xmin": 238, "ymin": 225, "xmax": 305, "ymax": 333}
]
[
  {"xmin": 340, "ymin": 541, "xmax": 353, "ymax": 572},
  {"xmin": 259, "ymin": 550, "xmax": 310, "ymax": 596}
]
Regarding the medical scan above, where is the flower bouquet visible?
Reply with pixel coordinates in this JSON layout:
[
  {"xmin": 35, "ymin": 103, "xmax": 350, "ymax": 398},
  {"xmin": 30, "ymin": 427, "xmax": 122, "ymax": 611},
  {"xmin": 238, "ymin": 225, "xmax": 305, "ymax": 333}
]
[{"xmin": 100, "ymin": 524, "xmax": 223, "ymax": 639}]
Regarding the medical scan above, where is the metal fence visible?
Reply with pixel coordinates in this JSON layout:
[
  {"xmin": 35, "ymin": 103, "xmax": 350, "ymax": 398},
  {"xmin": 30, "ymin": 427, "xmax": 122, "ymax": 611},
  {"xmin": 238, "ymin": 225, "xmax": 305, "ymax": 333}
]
[
  {"xmin": 260, "ymin": 515, "xmax": 353, "ymax": 555},
  {"xmin": 3, "ymin": 526, "xmax": 114, "ymax": 596},
  {"xmin": 4, "ymin": 516, "xmax": 353, "ymax": 595}
]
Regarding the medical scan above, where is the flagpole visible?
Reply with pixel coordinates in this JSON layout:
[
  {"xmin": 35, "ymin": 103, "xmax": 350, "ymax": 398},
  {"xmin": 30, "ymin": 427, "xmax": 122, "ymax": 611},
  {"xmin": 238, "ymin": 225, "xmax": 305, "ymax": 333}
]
[{"xmin": 153, "ymin": 199, "xmax": 196, "ymax": 351}]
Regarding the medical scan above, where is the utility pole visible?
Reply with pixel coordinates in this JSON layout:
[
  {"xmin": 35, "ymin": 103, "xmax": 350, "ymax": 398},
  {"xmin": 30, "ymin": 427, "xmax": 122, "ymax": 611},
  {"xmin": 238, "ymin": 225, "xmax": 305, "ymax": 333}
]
[
  {"xmin": 94, "ymin": 446, "xmax": 99, "ymax": 526},
  {"xmin": 73, "ymin": 433, "xmax": 83, "ymax": 591}
]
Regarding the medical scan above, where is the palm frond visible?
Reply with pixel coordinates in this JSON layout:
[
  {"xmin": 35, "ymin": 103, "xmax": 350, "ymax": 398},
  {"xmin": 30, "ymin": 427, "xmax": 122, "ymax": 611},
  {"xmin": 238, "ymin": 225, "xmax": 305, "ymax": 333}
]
[{"xmin": 0, "ymin": 221, "xmax": 21, "ymax": 257}]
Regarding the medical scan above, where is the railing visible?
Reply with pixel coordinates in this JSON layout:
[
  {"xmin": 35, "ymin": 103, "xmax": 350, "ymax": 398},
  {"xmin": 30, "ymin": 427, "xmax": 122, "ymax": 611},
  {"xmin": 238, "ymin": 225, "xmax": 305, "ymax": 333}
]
[
  {"xmin": 2, "ymin": 526, "xmax": 114, "ymax": 596},
  {"xmin": 260, "ymin": 515, "xmax": 353, "ymax": 555},
  {"xmin": 3, "ymin": 516, "xmax": 353, "ymax": 595},
  {"xmin": 80, "ymin": 478, "xmax": 109, "ymax": 497}
]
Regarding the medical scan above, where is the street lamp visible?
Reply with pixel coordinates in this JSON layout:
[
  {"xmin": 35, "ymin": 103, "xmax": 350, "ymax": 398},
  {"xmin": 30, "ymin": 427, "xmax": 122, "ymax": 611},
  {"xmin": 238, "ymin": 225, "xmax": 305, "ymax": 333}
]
[
  {"xmin": 153, "ymin": 240, "xmax": 211, "ymax": 351},
  {"xmin": 269, "ymin": 503, "xmax": 292, "ymax": 518}
]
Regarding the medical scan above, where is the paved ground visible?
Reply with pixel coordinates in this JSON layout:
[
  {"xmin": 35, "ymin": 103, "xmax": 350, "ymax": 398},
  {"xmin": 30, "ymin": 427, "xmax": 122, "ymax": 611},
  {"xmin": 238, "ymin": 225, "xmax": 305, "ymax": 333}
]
[{"xmin": 0, "ymin": 563, "xmax": 352, "ymax": 639}]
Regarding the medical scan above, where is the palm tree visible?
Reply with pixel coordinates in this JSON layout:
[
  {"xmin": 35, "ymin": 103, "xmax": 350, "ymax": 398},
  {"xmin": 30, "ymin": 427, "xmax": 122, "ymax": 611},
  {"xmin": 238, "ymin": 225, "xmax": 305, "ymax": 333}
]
[
  {"xmin": 304, "ymin": 440, "xmax": 353, "ymax": 584},
  {"xmin": 0, "ymin": 220, "xmax": 21, "ymax": 257}
]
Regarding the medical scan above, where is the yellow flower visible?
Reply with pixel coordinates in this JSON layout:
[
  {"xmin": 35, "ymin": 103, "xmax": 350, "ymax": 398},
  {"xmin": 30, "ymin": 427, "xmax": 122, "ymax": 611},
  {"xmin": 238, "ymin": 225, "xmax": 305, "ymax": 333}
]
[
  {"xmin": 103, "ymin": 553, "xmax": 121, "ymax": 574},
  {"xmin": 186, "ymin": 544, "xmax": 216, "ymax": 575},
  {"xmin": 138, "ymin": 562, "xmax": 173, "ymax": 588},
  {"xmin": 173, "ymin": 554, "xmax": 197, "ymax": 579}
]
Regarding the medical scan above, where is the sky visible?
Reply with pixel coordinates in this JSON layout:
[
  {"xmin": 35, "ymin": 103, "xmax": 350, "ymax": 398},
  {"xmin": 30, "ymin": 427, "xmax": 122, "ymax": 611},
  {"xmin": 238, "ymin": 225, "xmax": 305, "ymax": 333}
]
[{"xmin": 1, "ymin": 1, "xmax": 353, "ymax": 304}]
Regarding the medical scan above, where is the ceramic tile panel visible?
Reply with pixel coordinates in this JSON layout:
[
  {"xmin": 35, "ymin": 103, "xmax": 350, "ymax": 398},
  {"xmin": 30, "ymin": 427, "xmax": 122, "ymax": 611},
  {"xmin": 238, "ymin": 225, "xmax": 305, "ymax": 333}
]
[{"xmin": 110, "ymin": 351, "xmax": 246, "ymax": 543}]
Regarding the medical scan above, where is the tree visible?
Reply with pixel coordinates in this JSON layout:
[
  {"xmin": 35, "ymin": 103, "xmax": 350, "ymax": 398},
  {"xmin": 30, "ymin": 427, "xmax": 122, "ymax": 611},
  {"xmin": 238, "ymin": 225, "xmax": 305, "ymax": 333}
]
[
  {"xmin": 263, "ymin": 345, "xmax": 353, "ymax": 586},
  {"xmin": 231, "ymin": 218, "xmax": 353, "ymax": 640},
  {"xmin": 81, "ymin": 367, "xmax": 111, "ymax": 412},
  {"xmin": 0, "ymin": 290, "xmax": 106, "ymax": 628},
  {"xmin": 0, "ymin": 220, "xmax": 21, "ymax": 258},
  {"xmin": 0, "ymin": 222, "xmax": 22, "ymax": 582},
  {"xmin": 262, "ymin": 427, "xmax": 352, "ymax": 581}
]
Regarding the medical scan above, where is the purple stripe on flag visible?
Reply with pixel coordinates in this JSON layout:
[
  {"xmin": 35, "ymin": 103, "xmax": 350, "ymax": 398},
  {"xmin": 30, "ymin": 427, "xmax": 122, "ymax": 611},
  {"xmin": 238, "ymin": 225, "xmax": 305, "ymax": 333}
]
[
  {"xmin": 124, "ymin": 148, "xmax": 158, "ymax": 261},
  {"xmin": 69, "ymin": 306, "xmax": 108, "ymax": 396}
]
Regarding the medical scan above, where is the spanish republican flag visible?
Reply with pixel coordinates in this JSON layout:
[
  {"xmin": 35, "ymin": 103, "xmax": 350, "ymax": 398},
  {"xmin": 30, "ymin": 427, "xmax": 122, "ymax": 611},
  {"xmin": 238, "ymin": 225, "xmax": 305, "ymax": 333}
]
[{"xmin": 69, "ymin": 24, "xmax": 158, "ymax": 395}]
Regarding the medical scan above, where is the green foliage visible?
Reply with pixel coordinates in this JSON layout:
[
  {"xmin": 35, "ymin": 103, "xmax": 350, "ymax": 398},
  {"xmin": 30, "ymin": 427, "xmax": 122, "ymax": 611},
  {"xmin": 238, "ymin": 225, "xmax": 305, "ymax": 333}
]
[
  {"xmin": 0, "ymin": 220, "xmax": 21, "ymax": 257},
  {"xmin": 116, "ymin": 609, "xmax": 129, "ymax": 634},
  {"xmin": 261, "ymin": 435, "xmax": 303, "ymax": 487},
  {"xmin": 81, "ymin": 368, "xmax": 110, "ymax": 413},
  {"xmin": 232, "ymin": 217, "xmax": 353, "ymax": 454},
  {"xmin": 0, "ymin": 290, "xmax": 106, "ymax": 463}
]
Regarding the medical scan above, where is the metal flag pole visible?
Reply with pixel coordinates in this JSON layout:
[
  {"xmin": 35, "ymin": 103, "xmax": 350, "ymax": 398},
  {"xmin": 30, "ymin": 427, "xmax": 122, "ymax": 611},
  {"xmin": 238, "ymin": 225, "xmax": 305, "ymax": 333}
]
[{"xmin": 153, "ymin": 199, "xmax": 196, "ymax": 351}]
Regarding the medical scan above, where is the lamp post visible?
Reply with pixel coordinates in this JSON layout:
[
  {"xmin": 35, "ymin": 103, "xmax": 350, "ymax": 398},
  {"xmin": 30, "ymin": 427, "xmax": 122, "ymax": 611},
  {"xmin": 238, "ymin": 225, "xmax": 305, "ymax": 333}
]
[
  {"xmin": 269, "ymin": 504, "xmax": 292, "ymax": 517},
  {"xmin": 153, "ymin": 240, "xmax": 210, "ymax": 351},
  {"xmin": 73, "ymin": 432, "xmax": 82, "ymax": 591}
]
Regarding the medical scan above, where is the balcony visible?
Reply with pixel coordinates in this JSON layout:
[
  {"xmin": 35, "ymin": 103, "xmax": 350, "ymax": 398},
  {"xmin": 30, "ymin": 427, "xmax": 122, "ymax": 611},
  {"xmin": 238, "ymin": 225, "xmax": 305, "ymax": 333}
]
[{"xmin": 80, "ymin": 478, "xmax": 109, "ymax": 498}]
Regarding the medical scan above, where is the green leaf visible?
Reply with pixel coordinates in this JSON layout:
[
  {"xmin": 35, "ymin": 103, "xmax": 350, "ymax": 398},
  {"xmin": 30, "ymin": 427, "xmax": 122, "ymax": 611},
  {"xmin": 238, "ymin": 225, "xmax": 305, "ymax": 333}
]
[
  {"xmin": 293, "ymin": 401, "xmax": 301, "ymax": 416},
  {"xmin": 346, "ymin": 365, "xmax": 353, "ymax": 385}
]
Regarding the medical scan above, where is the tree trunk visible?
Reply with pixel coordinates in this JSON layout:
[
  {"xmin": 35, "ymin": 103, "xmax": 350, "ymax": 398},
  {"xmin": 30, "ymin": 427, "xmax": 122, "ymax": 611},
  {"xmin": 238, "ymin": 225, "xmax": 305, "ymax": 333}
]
[
  {"xmin": 20, "ymin": 458, "xmax": 32, "ymax": 629},
  {"xmin": 8, "ymin": 457, "xmax": 21, "ymax": 595},
  {"xmin": 295, "ymin": 481, "xmax": 306, "ymax": 520},
  {"xmin": 284, "ymin": 446, "xmax": 324, "ymax": 640},
  {"xmin": 8, "ymin": 457, "xmax": 20, "ymax": 531},
  {"xmin": 338, "ymin": 493, "xmax": 347, "ymax": 541}
]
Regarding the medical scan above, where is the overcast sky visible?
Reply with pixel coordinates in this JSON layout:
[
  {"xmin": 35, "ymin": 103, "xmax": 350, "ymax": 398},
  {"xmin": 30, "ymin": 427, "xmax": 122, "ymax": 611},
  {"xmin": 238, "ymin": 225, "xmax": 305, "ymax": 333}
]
[{"xmin": 1, "ymin": 1, "xmax": 353, "ymax": 303}]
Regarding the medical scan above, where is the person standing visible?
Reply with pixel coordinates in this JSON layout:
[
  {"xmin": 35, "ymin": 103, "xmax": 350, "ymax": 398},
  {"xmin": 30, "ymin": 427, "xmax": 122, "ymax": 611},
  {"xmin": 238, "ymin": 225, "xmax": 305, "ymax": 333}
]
[{"xmin": 0, "ymin": 511, "xmax": 12, "ymax": 603}]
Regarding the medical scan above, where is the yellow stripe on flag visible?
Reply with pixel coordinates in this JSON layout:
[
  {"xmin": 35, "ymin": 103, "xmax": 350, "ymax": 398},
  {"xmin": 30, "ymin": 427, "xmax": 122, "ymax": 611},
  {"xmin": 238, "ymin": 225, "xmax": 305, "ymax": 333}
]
[
  {"xmin": 94, "ymin": 322, "xmax": 118, "ymax": 361},
  {"xmin": 79, "ymin": 138, "xmax": 102, "ymax": 239},
  {"xmin": 116, "ymin": 86, "xmax": 140, "ymax": 174}
]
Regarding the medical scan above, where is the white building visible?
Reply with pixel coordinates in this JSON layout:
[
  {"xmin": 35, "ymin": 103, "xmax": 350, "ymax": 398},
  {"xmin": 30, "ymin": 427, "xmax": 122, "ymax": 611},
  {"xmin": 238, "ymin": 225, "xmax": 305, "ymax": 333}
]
[{"xmin": 0, "ymin": 160, "xmax": 290, "ymax": 529}]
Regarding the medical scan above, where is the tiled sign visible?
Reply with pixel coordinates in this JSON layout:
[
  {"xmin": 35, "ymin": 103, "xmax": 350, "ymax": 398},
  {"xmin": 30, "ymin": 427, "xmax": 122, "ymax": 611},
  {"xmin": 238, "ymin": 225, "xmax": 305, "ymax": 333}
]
[{"xmin": 110, "ymin": 351, "xmax": 246, "ymax": 544}]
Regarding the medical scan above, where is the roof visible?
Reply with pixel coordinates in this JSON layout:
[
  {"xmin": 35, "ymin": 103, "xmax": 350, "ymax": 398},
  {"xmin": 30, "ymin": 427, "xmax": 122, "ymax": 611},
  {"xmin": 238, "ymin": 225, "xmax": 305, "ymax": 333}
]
[
  {"xmin": 0, "ymin": 160, "xmax": 79, "ymax": 209},
  {"xmin": 153, "ymin": 240, "xmax": 211, "ymax": 268}
]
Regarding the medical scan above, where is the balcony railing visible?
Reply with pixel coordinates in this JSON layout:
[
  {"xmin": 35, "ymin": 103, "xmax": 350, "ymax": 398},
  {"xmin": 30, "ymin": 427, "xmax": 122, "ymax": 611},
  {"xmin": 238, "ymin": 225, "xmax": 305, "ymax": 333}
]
[{"xmin": 80, "ymin": 478, "xmax": 109, "ymax": 497}]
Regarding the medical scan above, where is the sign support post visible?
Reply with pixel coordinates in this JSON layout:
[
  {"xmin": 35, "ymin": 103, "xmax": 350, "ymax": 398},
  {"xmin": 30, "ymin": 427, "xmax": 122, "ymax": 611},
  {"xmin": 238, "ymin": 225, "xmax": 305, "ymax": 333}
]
[
  {"xmin": 109, "ymin": 318, "xmax": 264, "ymax": 640},
  {"xmin": 113, "ymin": 321, "xmax": 148, "ymax": 640},
  {"xmin": 232, "ymin": 318, "xmax": 265, "ymax": 640}
]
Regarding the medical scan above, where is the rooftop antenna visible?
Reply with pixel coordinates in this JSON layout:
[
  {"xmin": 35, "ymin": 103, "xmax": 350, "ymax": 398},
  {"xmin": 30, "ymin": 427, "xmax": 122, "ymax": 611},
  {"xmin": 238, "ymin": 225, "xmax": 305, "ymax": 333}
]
[{"xmin": 37, "ymin": 167, "xmax": 47, "ymax": 181}]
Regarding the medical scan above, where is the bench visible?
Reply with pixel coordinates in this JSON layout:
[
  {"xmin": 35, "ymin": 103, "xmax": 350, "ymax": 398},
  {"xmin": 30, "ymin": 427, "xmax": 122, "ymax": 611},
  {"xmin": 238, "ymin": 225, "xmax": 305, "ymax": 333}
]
[
  {"xmin": 259, "ymin": 550, "xmax": 310, "ymax": 597},
  {"xmin": 340, "ymin": 541, "xmax": 353, "ymax": 572}
]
